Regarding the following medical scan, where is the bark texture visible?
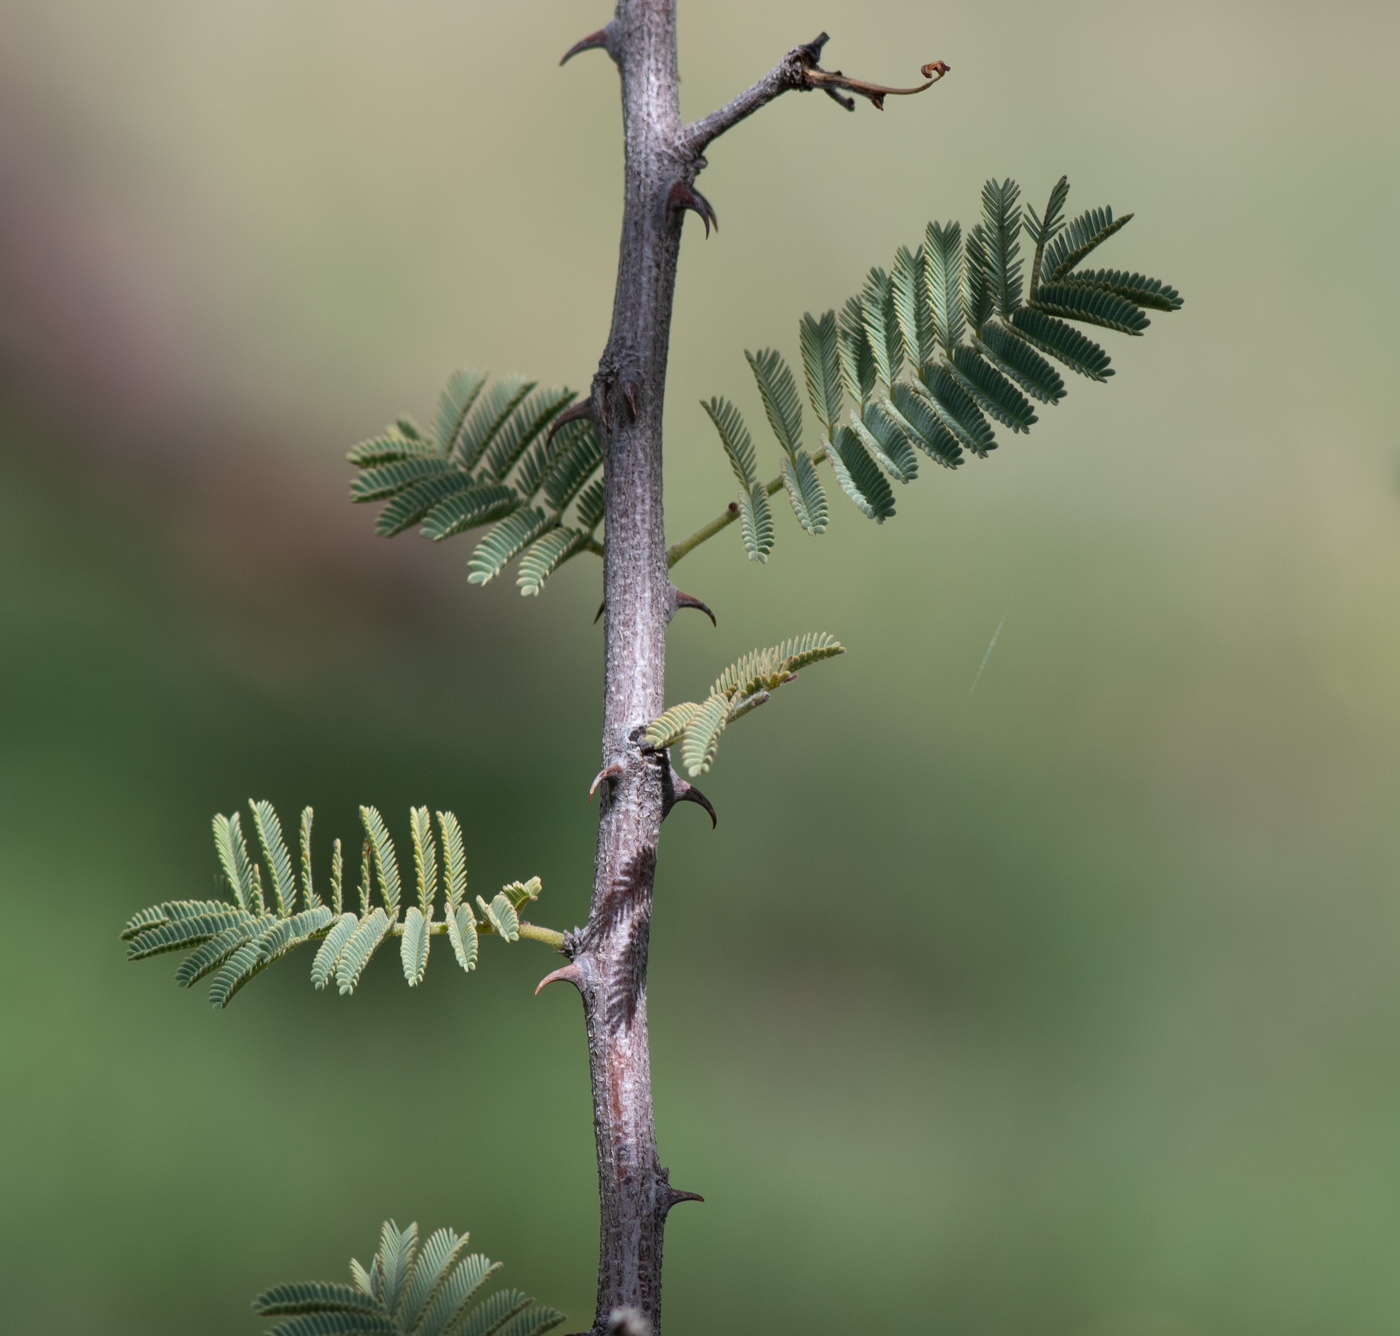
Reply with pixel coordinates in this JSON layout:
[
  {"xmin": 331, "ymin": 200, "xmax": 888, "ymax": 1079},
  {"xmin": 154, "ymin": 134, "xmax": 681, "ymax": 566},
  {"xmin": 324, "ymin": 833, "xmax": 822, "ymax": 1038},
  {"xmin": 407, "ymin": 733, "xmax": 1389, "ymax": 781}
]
[
  {"xmin": 566, "ymin": 3, "xmax": 692, "ymax": 1332},
  {"xmin": 561, "ymin": 11, "xmax": 844, "ymax": 1332}
]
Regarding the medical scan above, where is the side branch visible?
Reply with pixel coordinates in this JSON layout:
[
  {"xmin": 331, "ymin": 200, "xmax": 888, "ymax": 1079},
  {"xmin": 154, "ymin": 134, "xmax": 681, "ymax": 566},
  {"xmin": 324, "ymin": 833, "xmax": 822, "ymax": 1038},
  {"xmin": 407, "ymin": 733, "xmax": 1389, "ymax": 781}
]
[
  {"xmin": 680, "ymin": 32, "xmax": 949, "ymax": 157},
  {"xmin": 664, "ymin": 448, "xmax": 829, "ymax": 569}
]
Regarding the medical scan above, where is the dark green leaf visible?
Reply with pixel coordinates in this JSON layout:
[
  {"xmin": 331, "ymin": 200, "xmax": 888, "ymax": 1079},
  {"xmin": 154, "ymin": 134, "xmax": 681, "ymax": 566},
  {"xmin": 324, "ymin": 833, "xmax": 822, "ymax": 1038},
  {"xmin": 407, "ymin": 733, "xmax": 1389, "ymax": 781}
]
[
  {"xmin": 434, "ymin": 369, "xmax": 488, "ymax": 456},
  {"xmin": 1042, "ymin": 205, "xmax": 1133, "ymax": 282},
  {"xmin": 799, "ymin": 310, "xmax": 844, "ymax": 438},
  {"xmin": 827, "ymin": 426, "xmax": 896, "ymax": 521},
  {"xmin": 974, "ymin": 323, "xmax": 1066, "ymax": 404},
  {"xmin": 375, "ymin": 473, "xmax": 475, "ymax": 537},
  {"xmin": 852, "ymin": 403, "xmax": 918, "ymax": 482},
  {"xmin": 981, "ymin": 178, "xmax": 1024, "ymax": 318},
  {"xmin": 419, "ymin": 485, "xmax": 519, "ymax": 542},
  {"xmin": 917, "ymin": 365, "xmax": 999, "ymax": 457},
  {"xmin": 1030, "ymin": 281, "xmax": 1150, "ymax": 335},
  {"xmin": 746, "ymin": 348, "xmax": 804, "ymax": 457},
  {"xmin": 861, "ymin": 267, "xmax": 902, "ymax": 388},
  {"xmin": 467, "ymin": 509, "xmax": 552, "ymax": 586},
  {"xmin": 837, "ymin": 297, "xmax": 877, "ymax": 404},
  {"xmin": 480, "ymin": 388, "xmax": 575, "ymax": 482},
  {"xmin": 701, "ymin": 396, "xmax": 758, "ymax": 489},
  {"xmin": 888, "ymin": 383, "xmax": 964, "ymax": 469},
  {"xmin": 924, "ymin": 220, "xmax": 965, "ymax": 355},
  {"xmin": 947, "ymin": 346, "xmax": 1037, "ymax": 433},
  {"xmin": 1059, "ymin": 268, "xmax": 1182, "ymax": 311},
  {"xmin": 350, "ymin": 457, "xmax": 452, "ymax": 503},
  {"xmin": 1008, "ymin": 307, "xmax": 1115, "ymax": 380}
]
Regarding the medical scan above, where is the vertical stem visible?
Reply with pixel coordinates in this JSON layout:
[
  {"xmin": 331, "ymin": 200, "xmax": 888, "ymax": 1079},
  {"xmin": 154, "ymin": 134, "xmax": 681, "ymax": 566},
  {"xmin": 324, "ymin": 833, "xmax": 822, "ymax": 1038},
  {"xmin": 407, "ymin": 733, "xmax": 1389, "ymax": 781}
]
[{"xmin": 566, "ymin": 2, "xmax": 692, "ymax": 1332}]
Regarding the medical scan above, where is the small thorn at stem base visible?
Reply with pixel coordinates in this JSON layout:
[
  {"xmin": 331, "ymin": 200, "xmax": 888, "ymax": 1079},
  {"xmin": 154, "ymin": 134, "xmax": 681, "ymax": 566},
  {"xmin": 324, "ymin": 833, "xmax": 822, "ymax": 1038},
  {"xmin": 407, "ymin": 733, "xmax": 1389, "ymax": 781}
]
[{"xmin": 535, "ymin": 962, "xmax": 584, "ymax": 996}]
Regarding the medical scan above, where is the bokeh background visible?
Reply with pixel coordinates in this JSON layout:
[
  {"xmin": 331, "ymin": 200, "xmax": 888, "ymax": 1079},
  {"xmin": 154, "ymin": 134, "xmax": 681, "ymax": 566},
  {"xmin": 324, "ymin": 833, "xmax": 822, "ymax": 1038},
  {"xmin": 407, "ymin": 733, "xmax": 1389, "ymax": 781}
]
[{"xmin": 2, "ymin": 2, "xmax": 1398, "ymax": 1333}]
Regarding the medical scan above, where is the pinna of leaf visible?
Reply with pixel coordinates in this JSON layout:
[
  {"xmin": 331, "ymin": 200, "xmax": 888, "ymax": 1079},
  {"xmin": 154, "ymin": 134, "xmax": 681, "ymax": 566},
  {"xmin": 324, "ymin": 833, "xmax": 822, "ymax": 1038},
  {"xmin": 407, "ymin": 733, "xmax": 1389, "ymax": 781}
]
[{"xmin": 121, "ymin": 801, "xmax": 563, "ymax": 1007}]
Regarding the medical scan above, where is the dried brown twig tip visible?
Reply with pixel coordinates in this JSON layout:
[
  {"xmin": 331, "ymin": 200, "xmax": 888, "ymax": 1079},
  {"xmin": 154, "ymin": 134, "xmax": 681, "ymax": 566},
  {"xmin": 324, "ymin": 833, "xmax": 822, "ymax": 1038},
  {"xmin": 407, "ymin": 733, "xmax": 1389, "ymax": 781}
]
[
  {"xmin": 559, "ymin": 25, "xmax": 614, "ymax": 66},
  {"xmin": 545, "ymin": 398, "xmax": 595, "ymax": 447},
  {"xmin": 803, "ymin": 57, "xmax": 951, "ymax": 111},
  {"xmin": 534, "ymin": 962, "xmax": 585, "ymax": 996},
  {"xmin": 665, "ymin": 180, "xmax": 718, "ymax": 237}
]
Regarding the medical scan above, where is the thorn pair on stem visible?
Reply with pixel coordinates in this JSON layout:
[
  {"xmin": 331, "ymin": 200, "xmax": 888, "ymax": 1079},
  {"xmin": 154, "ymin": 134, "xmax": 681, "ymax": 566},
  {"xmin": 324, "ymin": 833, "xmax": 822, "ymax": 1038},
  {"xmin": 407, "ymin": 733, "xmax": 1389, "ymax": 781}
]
[
  {"xmin": 586, "ymin": 759, "xmax": 716, "ymax": 829},
  {"xmin": 594, "ymin": 587, "xmax": 714, "ymax": 627},
  {"xmin": 666, "ymin": 180, "xmax": 718, "ymax": 238}
]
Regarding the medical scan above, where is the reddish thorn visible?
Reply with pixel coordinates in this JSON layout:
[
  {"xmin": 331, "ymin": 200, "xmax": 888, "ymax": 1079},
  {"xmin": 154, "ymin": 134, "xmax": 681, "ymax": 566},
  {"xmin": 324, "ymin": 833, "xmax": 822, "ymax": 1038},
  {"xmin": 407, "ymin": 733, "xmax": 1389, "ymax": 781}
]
[
  {"xmin": 668, "ymin": 1189, "xmax": 705, "ymax": 1206},
  {"xmin": 622, "ymin": 380, "xmax": 639, "ymax": 422},
  {"xmin": 560, "ymin": 27, "xmax": 611, "ymax": 66},
  {"xmin": 535, "ymin": 962, "xmax": 584, "ymax": 996},
  {"xmin": 589, "ymin": 763, "xmax": 625, "ymax": 801},
  {"xmin": 545, "ymin": 399, "xmax": 594, "ymax": 448},
  {"xmin": 671, "ymin": 780, "xmax": 717, "ymax": 829},
  {"xmin": 673, "ymin": 590, "xmax": 716, "ymax": 627},
  {"xmin": 666, "ymin": 180, "xmax": 717, "ymax": 238}
]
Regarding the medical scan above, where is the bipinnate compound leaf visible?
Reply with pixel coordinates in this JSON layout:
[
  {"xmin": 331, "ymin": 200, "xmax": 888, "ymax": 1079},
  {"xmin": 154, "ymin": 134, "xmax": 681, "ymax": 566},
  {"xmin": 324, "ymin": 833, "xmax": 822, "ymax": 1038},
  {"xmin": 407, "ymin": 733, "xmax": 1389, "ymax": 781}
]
[
  {"xmin": 654, "ymin": 634, "xmax": 846, "ymax": 776},
  {"xmin": 125, "ymin": 801, "xmax": 560, "ymax": 1003}
]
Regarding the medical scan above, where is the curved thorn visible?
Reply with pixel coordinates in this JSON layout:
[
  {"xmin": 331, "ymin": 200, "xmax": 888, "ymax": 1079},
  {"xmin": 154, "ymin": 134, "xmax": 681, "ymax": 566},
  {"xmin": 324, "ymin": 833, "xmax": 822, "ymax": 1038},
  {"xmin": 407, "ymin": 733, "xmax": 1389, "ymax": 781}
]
[
  {"xmin": 666, "ymin": 180, "xmax": 717, "ymax": 238},
  {"xmin": 673, "ymin": 590, "xmax": 716, "ymax": 627},
  {"xmin": 560, "ymin": 26, "xmax": 612, "ymax": 66},
  {"xmin": 534, "ymin": 962, "xmax": 584, "ymax": 996},
  {"xmin": 622, "ymin": 379, "xmax": 639, "ymax": 422},
  {"xmin": 594, "ymin": 599, "xmax": 605, "ymax": 625},
  {"xmin": 665, "ymin": 1189, "xmax": 705, "ymax": 1208},
  {"xmin": 589, "ymin": 763, "xmax": 625, "ymax": 802},
  {"xmin": 670, "ymin": 780, "xmax": 717, "ymax": 829},
  {"xmin": 545, "ymin": 398, "xmax": 594, "ymax": 448}
]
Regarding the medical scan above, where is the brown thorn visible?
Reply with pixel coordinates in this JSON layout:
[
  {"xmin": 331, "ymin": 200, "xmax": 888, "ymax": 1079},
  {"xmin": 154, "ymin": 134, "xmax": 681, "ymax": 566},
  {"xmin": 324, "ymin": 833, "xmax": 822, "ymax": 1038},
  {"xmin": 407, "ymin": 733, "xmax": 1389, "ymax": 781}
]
[
  {"xmin": 673, "ymin": 590, "xmax": 716, "ymax": 627},
  {"xmin": 622, "ymin": 379, "xmax": 639, "ymax": 422},
  {"xmin": 559, "ymin": 27, "xmax": 612, "ymax": 66},
  {"xmin": 665, "ymin": 1189, "xmax": 705, "ymax": 1208},
  {"xmin": 589, "ymin": 763, "xmax": 625, "ymax": 802},
  {"xmin": 534, "ymin": 962, "xmax": 584, "ymax": 996},
  {"xmin": 665, "ymin": 180, "xmax": 717, "ymax": 238},
  {"xmin": 594, "ymin": 599, "xmax": 605, "ymax": 625},
  {"xmin": 670, "ymin": 780, "xmax": 717, "ymax": 829},
  {"xmin": 545, "ymin": 398, "xmax": 595, "ymax": 448}
]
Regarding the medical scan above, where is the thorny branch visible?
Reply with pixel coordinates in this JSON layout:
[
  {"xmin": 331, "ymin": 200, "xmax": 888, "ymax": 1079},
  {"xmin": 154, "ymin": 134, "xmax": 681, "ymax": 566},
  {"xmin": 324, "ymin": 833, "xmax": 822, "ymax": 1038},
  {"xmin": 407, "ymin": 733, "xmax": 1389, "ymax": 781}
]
[{"xmin": 680, "ymin": 32, "xmax": 949, "ymax": 158}]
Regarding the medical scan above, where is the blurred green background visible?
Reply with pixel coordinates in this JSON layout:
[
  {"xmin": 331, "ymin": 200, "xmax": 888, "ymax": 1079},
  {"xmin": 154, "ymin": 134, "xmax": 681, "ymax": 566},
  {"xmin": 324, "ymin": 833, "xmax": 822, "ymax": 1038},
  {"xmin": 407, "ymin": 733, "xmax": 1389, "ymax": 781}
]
[{"xmin": 2, "ymin": 1, "xmax": 1398, "ymax": 1333}]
